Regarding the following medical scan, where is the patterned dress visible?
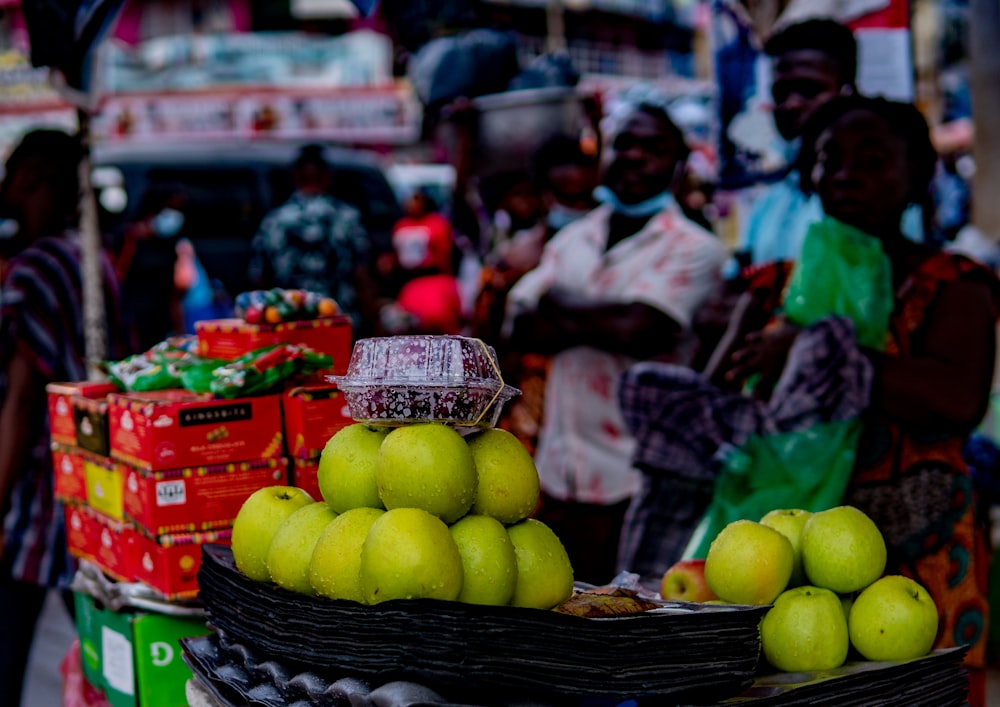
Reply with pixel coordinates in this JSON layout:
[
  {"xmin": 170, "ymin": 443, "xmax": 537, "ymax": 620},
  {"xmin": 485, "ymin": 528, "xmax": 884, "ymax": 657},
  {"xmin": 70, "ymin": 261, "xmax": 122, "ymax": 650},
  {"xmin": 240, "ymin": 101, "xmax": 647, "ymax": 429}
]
[{"xmin": 845, "ymin": 252, "xmax": 999, "ymax": 668}]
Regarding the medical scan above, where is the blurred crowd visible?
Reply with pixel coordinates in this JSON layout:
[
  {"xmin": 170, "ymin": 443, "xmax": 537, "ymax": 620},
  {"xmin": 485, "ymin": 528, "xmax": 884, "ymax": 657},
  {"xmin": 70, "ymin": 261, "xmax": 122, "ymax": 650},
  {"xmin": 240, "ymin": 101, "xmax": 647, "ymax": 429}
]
[{"xmin": 0, "ymin": 15, "xmax": 997, "ymax": 707}]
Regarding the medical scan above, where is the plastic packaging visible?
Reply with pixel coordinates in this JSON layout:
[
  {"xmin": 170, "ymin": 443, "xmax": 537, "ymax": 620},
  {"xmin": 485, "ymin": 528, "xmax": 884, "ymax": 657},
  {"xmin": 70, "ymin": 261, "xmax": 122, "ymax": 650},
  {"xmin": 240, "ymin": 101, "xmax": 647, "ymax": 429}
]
[
  {"xmin": 329, "ymin": 335, "xmax": 520, "ymax": 427},
  {"xmin": 782, "ymin": 217, "xmax": 893, "ymax": 350}
]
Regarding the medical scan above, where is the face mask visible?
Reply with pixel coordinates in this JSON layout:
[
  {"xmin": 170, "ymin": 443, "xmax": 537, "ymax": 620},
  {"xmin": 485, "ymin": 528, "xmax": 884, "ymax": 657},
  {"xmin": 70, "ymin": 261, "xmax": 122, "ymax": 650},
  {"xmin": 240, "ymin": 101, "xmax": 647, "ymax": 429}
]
[
  {"xmin": 546, "ymin": 203, "xmax": 590, "ymax": 231},
  {"xmin": 152, "ymin": 208, "xmax": 184, "ymax": 238},
  {"xmin": 593, "ymin": 185, "xmax": 676, "ymax": 218},
  {"xmin": 0, "ymin": 218, "xmax": 18, "ymax": 240},
  {"xmin": 780, "ymin": 137, "xmax": 802, "ymax": 167}
]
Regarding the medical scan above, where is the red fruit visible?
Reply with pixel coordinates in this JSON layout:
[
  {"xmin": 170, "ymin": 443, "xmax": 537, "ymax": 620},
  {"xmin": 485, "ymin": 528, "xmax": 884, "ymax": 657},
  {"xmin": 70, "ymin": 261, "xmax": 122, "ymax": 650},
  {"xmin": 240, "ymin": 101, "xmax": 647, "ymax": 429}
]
[{"xmin": 660, "ymin": 559, "xmax": 718, "ymax": 603}]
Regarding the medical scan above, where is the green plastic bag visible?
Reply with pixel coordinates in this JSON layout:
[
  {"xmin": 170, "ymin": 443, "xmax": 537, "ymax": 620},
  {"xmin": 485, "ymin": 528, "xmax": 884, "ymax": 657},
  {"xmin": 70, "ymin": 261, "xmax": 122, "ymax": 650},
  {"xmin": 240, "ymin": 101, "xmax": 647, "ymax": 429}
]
[
  {"xmin": 684, "ymin": 418, "xmax": 862, "ymax": 559},
  {"xmin": 783, "ymin": 217, "xmax": 893, "ymax": 350}
]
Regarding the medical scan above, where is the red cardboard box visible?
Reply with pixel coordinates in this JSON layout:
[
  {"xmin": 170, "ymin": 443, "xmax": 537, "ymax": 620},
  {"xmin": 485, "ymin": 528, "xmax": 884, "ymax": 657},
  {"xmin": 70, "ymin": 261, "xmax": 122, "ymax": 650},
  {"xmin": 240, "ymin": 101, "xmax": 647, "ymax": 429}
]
[
  {"xmin": 132, "ymin": 528, "xmax": 231, "ymax": 600},
  {"xmin": 291, "ymin": 458, "xmax": 321, "ymax": 500},
  {"xmin": 65, "ymin": 504, "xmax": 96, "ymax": 564},
  {"xmin": 282, "ymin": 385, "xmax": 354, "ymax": 462},
  {"xmin": 66, "ymin": 505, "xmax": 134, "ymax": 583},
  {"xmin": 123, "ymin": 457, "xmax": 289, "ymax": 536},
  {"xmin": 46, "ymin": 382, "xmax": 117, "ymax": 447},
  {"xmin": 108, "ymin": 391, "xmax": 284, "ymax": 471},
  {"xmin": 195, "ymin": 316, "xmax": 353, "ymax": 374},
  {"xmin": 52, "ymin": 445, "xmax": 89, "ymax": 505}
]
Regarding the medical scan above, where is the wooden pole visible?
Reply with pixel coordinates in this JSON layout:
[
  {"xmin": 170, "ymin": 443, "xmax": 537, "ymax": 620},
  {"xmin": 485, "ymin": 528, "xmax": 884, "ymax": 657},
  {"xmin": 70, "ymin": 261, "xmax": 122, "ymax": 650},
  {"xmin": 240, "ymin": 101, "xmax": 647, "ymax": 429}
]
[{"xmin": 77, "ymin": 109, "xmax": 108, "ymax": 379}]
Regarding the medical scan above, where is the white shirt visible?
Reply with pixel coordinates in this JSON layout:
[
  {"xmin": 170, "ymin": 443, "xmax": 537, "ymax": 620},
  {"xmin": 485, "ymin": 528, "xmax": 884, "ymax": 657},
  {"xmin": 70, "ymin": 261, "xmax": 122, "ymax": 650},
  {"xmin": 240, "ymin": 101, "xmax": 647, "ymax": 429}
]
[{"xmin": 507, "ymin": 204, "xmax": 728, "ymax": 504}]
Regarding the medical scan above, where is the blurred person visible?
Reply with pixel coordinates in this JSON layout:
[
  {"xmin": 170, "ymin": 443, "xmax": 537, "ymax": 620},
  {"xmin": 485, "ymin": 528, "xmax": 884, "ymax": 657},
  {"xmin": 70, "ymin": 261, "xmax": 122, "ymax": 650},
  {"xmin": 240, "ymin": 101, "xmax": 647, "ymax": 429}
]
[
  {"xmin": 504, "ymin": 103, "xmax": 728, "ymax": 584},
  {"xmin": 115, "ymin": 188, "xmax": 188, "ymax": 351},
  {"xmin": 377, "ymin": 187, "xmax": 464, "ymax": 335},
  {"xmin": 692, "ymin": 19, "xmax": 858, "ymax": 371},
  {"xmin": 0, "ymin": 130, "xmax": 128, "ymax": 707},
  {"xmin": 716, "ymin": 97, "xmax": 996, "ymax": 704},
  {"xmin": 734, "ymin": 18, "xmax": 856, "ymax": 269},
  {"xmin": 249, "ymin": 144, "xmax": 379, "ymax": 335},
  {"xmin": 472, "ymin": 134, "xmax": 599, "ymax": 457}
]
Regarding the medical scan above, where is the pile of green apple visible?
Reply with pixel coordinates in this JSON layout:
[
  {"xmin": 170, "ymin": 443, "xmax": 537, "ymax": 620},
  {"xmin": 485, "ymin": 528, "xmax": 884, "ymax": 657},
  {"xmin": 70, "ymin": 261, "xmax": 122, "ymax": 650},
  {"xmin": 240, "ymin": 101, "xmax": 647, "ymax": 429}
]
[
  {"xmin": 701, "ymin": 506, "xmax": 940, "ymax": 673},
  {"xmin": 230, "ymin": 423, "xmax": 575, "ymax": 610}
]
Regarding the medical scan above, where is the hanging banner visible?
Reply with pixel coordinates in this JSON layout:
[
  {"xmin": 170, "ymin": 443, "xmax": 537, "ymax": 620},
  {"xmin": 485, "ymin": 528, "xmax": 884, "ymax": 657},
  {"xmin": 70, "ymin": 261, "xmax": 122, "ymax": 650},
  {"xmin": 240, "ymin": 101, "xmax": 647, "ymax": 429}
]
[{"xmin": 91, "ymin": 84, "xmax": 421, "ymax": 145}]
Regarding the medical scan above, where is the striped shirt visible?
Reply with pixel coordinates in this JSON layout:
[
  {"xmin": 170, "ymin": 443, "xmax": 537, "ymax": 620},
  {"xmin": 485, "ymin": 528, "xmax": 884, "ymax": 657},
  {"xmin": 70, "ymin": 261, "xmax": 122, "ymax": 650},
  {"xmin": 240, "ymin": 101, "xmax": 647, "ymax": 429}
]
[{"xmin": 0, "ymin": 235, "xmax": 126, "ymax": 587}]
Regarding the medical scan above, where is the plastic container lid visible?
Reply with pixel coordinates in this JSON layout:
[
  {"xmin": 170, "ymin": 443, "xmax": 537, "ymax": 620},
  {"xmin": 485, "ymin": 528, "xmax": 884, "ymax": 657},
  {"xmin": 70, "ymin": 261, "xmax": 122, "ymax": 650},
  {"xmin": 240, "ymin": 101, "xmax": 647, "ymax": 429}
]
[{"xmin": 327, "ymin": 335, "xmax": 520, "ymax": 427}]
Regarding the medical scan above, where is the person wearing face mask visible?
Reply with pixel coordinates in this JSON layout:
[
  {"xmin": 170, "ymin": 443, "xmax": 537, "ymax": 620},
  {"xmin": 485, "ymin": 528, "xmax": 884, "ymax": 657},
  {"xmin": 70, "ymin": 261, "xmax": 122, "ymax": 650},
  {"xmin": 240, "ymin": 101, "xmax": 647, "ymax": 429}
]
[
  {"xmin": 471, "ymin": 135, "xmax": 600, "ymax": 458},
  {"xmin": 115, "ymin": 188, "xmax": 189, "ymax": 351},
  {"xmin": 733, "ymin": 19, "xmax": 857, "ymax": 269},
  {"xmin": 0, "ymin": 130, "xmax": 128, "ymax": 707},
  {"xmin": 504, "ymin": 105, "xmax": 728, "ymax": 585}
]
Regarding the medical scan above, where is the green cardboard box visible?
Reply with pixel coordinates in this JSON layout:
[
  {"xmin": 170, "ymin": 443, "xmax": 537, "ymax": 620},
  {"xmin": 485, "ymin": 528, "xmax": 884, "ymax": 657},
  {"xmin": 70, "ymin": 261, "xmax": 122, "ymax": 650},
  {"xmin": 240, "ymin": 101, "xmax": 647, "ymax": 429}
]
[{"xmin": 73, "ymin": 591, "xmax": 209, "ymax": 707}]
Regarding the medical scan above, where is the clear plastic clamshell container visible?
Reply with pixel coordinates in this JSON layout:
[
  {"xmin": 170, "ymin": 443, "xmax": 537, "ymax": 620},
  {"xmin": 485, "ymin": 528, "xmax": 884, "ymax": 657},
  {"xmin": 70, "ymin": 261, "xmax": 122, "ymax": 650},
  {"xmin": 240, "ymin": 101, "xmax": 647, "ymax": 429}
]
[{"xmin": 327, "ymin": 335, "xmax": 521, "ymax": 427}]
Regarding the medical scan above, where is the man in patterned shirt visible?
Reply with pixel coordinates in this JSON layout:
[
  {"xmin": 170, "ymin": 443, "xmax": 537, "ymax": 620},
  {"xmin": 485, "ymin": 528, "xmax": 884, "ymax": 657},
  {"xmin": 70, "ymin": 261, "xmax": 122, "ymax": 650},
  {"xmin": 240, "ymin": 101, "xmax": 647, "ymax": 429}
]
[
  {"xmin": 506, "ymin": 103, "xmax": 728, "ymax": 585},
  {"xmin": 249, "ymin": 144, "xmax": 378, "ymax": 334}
]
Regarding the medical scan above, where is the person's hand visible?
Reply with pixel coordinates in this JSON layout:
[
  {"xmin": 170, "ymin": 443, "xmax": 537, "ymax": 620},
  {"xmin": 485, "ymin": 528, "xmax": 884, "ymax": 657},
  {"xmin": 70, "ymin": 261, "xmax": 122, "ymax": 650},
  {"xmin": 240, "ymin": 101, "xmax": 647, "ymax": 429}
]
[{"xmin": 723, "ymin": 319, "xmax": 801, "ymax": 397}]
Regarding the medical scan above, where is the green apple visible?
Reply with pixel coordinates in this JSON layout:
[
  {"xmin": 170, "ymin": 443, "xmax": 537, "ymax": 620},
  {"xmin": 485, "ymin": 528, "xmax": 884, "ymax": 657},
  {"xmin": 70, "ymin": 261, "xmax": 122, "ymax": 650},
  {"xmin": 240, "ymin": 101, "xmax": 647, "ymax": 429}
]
[
  {"xmin": 231, "ymin": 486, "xmax": 315, "ymax": 582},
  {"xmin": 704, "ymin": 520, "xmax": 794, "ymax": 605},
  {"xmin": 507, "ymin": 518, "xmax": 574, "ymax": 610},
  {"xmin": 801, "ymin": 506, "xmax": 886, "ymax": 594},
  {"xmin": 266, "ymin": 502, "xmax": 338, "ymax": 595},
  {"xmin": 310, "ymin": 506, "xmax": 385, "ymax": 603},
  {"xmin": 318, "ymin": 424, "xmax": 390, "ymax": 513},
  {"xmin": 848, "ymin": 575, "xmax": 939, "ymax": 661},
  {"xmin": 450, "ymin": 514, "xmax": 517, "ymax": 606},
  {"xmin": 376, "ymin": 424, "xmax": 477, "ymax": 523},
  {"xmin": 761, "ymin": 585, "xmax": 849, "ymax": 672},
  {"xmin": 760, "ymin": 509, "xmax": 813, "ymax": 587},
  {"xmin": 359, "ymin": 508, "xmax": 464, "ymax": 604},
  {"xmin": 466, "ymin": 429, "xmax": 540, "ymax": 524}
]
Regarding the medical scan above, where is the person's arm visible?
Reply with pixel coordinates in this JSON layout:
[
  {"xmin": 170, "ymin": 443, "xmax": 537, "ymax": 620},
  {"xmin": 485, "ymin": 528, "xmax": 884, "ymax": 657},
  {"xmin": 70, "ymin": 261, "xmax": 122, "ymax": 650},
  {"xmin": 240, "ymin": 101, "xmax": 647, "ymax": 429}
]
[
  {"xmin": 509, "ymin": 288, "xmax": 681, "ymax": 359},
  {"xmin": 866, "ymin": 279, "xmax": 997, "ymax": 432},
  {"xmin": 0, "ymin": 351, "xmax": 41, "ymax": 557}
]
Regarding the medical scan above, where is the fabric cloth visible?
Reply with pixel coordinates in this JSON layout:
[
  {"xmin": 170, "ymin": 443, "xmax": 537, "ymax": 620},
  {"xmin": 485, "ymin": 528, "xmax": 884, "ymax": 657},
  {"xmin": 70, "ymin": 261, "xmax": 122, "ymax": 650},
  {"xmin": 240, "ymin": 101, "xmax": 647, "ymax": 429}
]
[
  {"xmin": 0, "ymin": 236, "xmax": 126, "ymax": 588},
  {"xmin": 249, "ymin": 191, "xmax": 370, "ymax": 327},
  {"xmin": 737, "ymin": 171, "xmax": 823, "ymax": 268},
  {"xmin": 616, "ymin": 316, "xmax": 872, "ymax": 577},
  {"xmin": 844, "ymin": 252, "xmax": 1000, "ymax": 669},
  {"xmin": 391, "ymin": 213, "xmax": 453, "ymax": 274},
  {"xmin": 506, "ymin": 203, "xmax": 728, "ymax": 505}
]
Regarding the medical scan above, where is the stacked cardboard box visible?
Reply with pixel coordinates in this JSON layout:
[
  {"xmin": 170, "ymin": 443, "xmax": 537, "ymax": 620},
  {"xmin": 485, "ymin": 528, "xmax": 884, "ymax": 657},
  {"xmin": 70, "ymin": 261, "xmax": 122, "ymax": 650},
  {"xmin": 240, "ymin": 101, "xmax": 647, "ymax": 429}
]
[
  {"xmin": 52, "ymin": 385, "xmax": 289, "ymax": 599},
  {"xmin": 195, "ymin": 314, "xmax": 353, "ymax": 377}
]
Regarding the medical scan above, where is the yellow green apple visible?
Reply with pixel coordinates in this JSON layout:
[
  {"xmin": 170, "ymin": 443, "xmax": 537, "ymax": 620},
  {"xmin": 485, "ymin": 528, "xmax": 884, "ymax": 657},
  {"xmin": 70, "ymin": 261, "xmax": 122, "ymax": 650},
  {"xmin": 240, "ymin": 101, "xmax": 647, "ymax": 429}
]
[
  {"xmin": 760, "ymin": 508, "xmax": 812, "ymax": 587},
  {"xmin": 507, "ymin": 518, "xmax": 574, "ymax": 610},
  {"xmin": 761, "ymin": 585, "xmax": 849, "ymax": 672},
  {"xmin": 704, "ymin": 519, "xmax": 794, "ymax": 605},
  {"xmin": 848, "ymin": 575, "xmax": 939, "ymax": 661},
  {"xmin": 310, "ymin": 506, "xmax": 385, "ymax": 602},
  {"xmin": 450, "ymin": 514, "xmax": 517, "ymax": 605},
  {"xmin": 231, "ymin": 486, "xmax": 314, "ymax": 582},
  {"xmin": 801, "ymin": 505, "xmax": 886, "ymax": 594},
  {"xmin": 466, "ymin": 428, "xmax": 540, "ymax": 524},
  {"xmin": 359, "ymin": 508, "xmax": 464, "ymax": 604},
  {"xmin": 266, "ymin": 502, "xmax": 338, "ymax": 595},
  {"xmin": 376, "ymin": 424, "xmax": 477, "ymax": 523},
  {"xmin": 318, "ymin": 424, "xmax": 390, "ymax": 513}
]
